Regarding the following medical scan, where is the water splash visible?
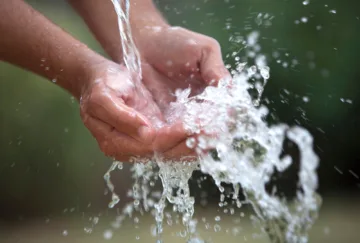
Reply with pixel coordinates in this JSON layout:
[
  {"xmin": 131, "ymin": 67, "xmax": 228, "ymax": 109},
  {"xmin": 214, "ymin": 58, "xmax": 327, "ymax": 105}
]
[{"xmin": 105, "ymin": 1, "xmax": 321, "ymax": 242}]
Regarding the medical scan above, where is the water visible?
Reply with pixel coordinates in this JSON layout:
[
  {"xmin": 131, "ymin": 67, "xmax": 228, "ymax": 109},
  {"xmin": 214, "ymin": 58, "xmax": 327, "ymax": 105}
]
[
  {"xmin": 110, "ymin": 0, "xmax": 142, "ymax": 82},
  {"xmin": 106, "ymin": 1, "xmax": 321, "ymax": 242}
]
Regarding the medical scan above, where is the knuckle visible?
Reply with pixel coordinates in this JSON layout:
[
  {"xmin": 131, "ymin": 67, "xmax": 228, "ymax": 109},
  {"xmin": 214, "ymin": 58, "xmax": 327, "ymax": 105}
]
[
  {"xmin": 205, "ymin": 68, "xmax": 218, "ymax": 78},
  {"xmin": 98, "ymin": 140, "xmax": 111, "ymax": 155},
  {"xmin": 81, "ymin": 113, "xmax": 91, "ymax": 127},
  {"xmin": 204, "ymin": 37, "xmax": 221, "ymax": 52},
  {"xmin": 100, "ymin": 140, "xmax": 124, "ymax": 160}
]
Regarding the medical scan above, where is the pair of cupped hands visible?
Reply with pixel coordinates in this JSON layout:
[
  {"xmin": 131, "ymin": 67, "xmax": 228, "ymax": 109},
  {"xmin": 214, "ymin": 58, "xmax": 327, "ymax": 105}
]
[{"xmin": 79, "ymin": 27, "xmax": 230, "ymax": 162}]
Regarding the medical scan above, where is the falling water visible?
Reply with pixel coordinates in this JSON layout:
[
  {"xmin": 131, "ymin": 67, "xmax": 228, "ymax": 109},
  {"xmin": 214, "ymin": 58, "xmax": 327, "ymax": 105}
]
[
  {"xmin": 106, "ymin": 1, "xmax": 321, "ymax": 242},
  {"xmin": 110, "ymin": 0, "xmax": 142, "ymax": 81}
]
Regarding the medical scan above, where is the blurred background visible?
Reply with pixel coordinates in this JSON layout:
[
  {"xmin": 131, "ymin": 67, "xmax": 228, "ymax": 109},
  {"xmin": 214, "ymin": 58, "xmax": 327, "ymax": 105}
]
[{"xmin": 1, "ymin": 0, "xmax": 360, "ymax": 242}]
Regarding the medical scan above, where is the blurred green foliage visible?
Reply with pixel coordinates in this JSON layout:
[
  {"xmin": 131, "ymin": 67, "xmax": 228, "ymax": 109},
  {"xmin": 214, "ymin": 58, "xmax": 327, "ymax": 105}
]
[{"xmin": 1, "ymin": 0, "xmax": 360, "ymax": 217}]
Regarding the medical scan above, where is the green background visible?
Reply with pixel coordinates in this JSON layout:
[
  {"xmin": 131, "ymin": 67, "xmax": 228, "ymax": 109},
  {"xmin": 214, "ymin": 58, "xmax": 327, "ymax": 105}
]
[{"xmin": 0, "ymin": 1, "xmax": 360, "ymax": 241}]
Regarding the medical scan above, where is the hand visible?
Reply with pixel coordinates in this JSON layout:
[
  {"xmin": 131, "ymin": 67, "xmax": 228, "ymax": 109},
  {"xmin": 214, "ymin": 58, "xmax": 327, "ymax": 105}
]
[
  {"xmin": 133, "ymin": 27, "xmax": 231, "ymax": 153},
  {"xmin": 137, "ymin": 26, "xmax": 231, "ymax": 111},
  {"xmin": 142, "ymin": 26, "xmax": 230, "ymax": 84},
  {"xmin": 79, "ymin": 61, "xmax": 195, "ymax": 161}
]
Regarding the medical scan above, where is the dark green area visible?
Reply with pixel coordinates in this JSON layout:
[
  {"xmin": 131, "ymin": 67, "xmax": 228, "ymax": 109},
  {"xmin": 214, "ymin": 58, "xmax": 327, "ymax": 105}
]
[{"xmin": 1, "ymin": 0, "xmax": 360, "ymax": 219}]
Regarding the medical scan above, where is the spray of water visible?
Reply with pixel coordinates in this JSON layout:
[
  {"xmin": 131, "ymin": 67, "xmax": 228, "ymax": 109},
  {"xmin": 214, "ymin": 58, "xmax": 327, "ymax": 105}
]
[{"xmin": 106, "ymin": 1, "xmax": 321, "ymax": 242}]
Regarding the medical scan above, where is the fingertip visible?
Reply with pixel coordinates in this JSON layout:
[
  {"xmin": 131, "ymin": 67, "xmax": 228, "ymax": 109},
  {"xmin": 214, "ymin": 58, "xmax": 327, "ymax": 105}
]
[
  {"xmin": 153, "ymin": 121, "xmax": 190, "ymax": 152},
  {"xmin": 202, "ymin": 66, "xmax": 231, "ymax": 87},
  {"xmin": 162, "ymin": 140, "xmax": 198, "ymax": 160}
]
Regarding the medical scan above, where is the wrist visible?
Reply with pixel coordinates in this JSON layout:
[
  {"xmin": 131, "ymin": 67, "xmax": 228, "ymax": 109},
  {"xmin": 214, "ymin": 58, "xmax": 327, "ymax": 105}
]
[
  {"xmin": 58, "ymin": 46, "xmax": 108, "ymax": 100},
  {"xmin": 129, "ymin": 0, "xmax": 169, "ymax": 51}
]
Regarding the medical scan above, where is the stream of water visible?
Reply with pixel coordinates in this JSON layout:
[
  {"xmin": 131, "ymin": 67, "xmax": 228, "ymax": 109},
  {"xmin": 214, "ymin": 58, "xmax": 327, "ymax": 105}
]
[{"xmin": 106, "ymin": 1, "xmax": 321, "ymax": 243}]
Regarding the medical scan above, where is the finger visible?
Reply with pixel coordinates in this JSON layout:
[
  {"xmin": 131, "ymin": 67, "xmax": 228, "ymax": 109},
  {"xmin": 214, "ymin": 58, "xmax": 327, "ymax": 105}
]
[
  {"xmin": 82, "ymin": 113, "xmax": 112, "ymax": 140},
  {"xmin": 153, "ymin": 121, "xmax": 191, "ymax": 152},
  {"xmin": 84, "ymin": 116, "xmax": 154, "ymax": 160},
  {"xmin": 162, "ymin": 140, "xmax": 198, "ymax": 161},
  {"xmin": 200, "ymin": 44, "xmax": 231, "ymax": 86},
  {"xmin": 88, "ymin": 92, "xmax": 156, "ymax": 144}
]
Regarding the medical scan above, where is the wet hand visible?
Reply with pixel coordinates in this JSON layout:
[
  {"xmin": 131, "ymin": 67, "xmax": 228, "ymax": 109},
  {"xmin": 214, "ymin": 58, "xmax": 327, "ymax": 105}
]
[
  {"xmin": 137, "ymin": 27, "xmax": 230, "ymax": 110},
  {"xmin": 136, "ymin": 26, "xmax": 231, "ymax": 109},
  {"xmin": 79, "ymin": 61, "xmax": 195, "ymax": 161},
  {"xmin": 135, "ymin": 27, "xmax": 231, "ymax": 154}
]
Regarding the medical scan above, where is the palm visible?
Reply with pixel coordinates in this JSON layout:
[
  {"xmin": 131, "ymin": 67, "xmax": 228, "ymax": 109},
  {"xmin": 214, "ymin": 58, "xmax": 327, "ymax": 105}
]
[{"xmin": 141, "ymin": 62, "xmax": 206, "ymax": 118}]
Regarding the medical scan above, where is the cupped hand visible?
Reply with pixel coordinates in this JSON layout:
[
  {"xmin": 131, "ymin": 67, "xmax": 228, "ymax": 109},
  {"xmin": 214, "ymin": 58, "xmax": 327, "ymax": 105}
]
[
  {"xmin": 133, "ymin": 26, "xmax": 231, "ymax": 153},
  {"xmin": 135, "ymin": 26, "xmax": 231, "ymax": 109},
  {"xmin": 79, "ymin": 61, "xmax": 194, "ymax": 161},
  {"xmin": 140, "ymin": 26, "xmax": 230, "ymax": 85}
]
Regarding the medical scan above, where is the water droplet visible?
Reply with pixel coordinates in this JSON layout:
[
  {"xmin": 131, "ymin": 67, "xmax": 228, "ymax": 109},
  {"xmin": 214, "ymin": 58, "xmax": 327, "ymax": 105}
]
[
  {"xmin": 84, "ymin": 227, "xmax": 92, "ymax": 234},
  {"xmin": 108, "ymin": 194, "xmax": 120, "ymax": 208},
  {"xmin": 214, "ymin": 224, "xmax": 221, "ymax": 232},
  {"xmin": 166, "ymin": 60, "xmax": 173, "ymax": 67},
  {"xmin": 248, "ymin": 65, "xmax": 257, "ymax": 76},
  {"xmin": 103, "ymin": 230, "xmax": 113, "ymax": 240},
  {"xmin": 92, "ymin": 217, "xmax": 99, "ymax": 225},
  {"xmin": 186, "ymin": 138, "xmax": 196, "ymax": 148},
  {"xmin": 62, "ymin": 230, "xmax": 68, "ymax": 236},
  {"xmin": 349, "ymin": 170, "xmax": 359, "ymax": 179},
  {"xmin": 150, "ymin": 224, "xmax": 157, "ymax": 236},
  {"xmin": 260, "ymin": 66, "xmax": 270, "ymax": 79},
  {"xmin": 303, "ymin": 96, "xmax": 310, "ymax": 103},
  {"xmin": 323, "ymin": 226, "xmax": 330, "ymax": 235},
  {"xmin": 334, "ymin": 166, "xmax": 343, "ymax": 175},
  {"xmin": 301, "ymin": 17, "xmax": 308, "ymax": 23},
  {"xmin": 179, "ymin": 230, "xmax": 187, "ymax": 237}
]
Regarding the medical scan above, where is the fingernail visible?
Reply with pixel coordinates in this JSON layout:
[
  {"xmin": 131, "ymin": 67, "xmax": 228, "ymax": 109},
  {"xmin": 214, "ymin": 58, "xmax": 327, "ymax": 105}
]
[{"xmin": 137, "ymin": 126, "xmax": 155, "ymax": 144}]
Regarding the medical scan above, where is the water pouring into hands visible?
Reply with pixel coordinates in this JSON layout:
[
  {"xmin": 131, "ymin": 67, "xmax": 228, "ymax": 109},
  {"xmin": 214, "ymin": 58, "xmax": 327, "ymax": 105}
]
[
  {"xmin": 0, "ymin": 0, "xmax": 229, "ymax": 162},
  {"xmin": 78, "ymin": 58, "xmax": 225, "ymax": 162},
  {"xmin": 68, "ymin": 0, "xmax": 231, "ymax": 162},
  {"xmin": 0, "ymin": 1, "xmax": 321, "ymax": 242}
]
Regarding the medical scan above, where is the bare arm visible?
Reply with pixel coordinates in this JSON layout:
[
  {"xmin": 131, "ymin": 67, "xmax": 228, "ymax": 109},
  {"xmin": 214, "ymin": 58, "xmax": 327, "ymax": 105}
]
[
  {"xmin": 67, "ymin": 0, "xmax": 168, "ymax": 63},
  {"xmin": 0, "ymin": 0, "xmax": 197, "ymax": 160},
  {"xmin": 0, "ymin": 0, "xmax": 107, "ymax": 99},
  {"xmin": 67, "ymin": 0, "xmax": 229, "ymax": 86}
]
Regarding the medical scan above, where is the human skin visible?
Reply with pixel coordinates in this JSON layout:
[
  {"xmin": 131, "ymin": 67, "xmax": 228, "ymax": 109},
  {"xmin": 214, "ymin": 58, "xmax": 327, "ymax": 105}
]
[
  {"xmin": 0, "ymin": 0, "xmax": 197, "ymax": 161},
  {"xmin": 68, "ymin": 0, "xmax": 231, "ymax": 155}
]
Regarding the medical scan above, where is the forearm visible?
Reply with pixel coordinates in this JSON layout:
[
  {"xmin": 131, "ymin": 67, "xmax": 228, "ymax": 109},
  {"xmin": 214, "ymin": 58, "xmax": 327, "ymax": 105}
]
[
  {"xmin": 0, "ymin": 0, "xmax": 105, "ymax": 99},
  {"xmin": 129, "ymin": 0, "xmax": 169, "ymax": 35},
  {"xmin": 68, "ymin": 0, "xmax": 168, "ymax": 63}
]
